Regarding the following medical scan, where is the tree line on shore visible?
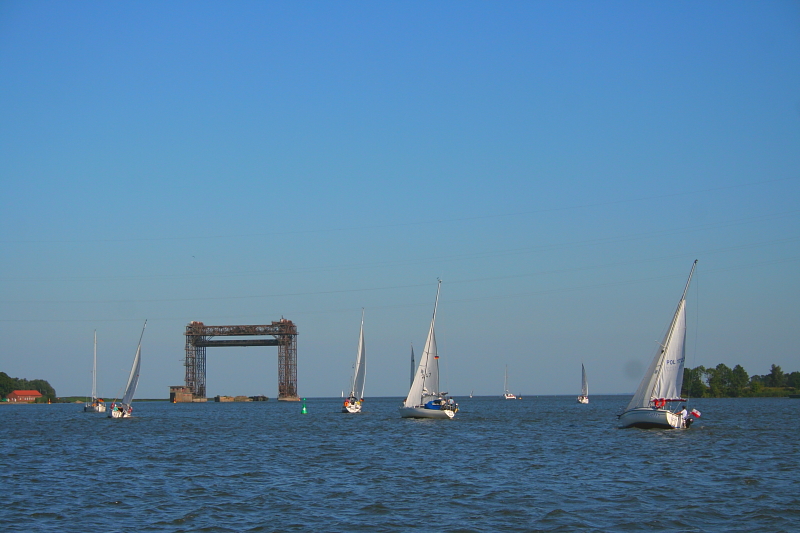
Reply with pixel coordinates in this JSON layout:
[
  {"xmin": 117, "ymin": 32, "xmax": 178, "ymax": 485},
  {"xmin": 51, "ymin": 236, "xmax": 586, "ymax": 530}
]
[
  {"xmin": 681, "ymin": 364, "xmax": 799, "ymax": 398},
  {"xmin": 4, "ymin": 364, "xmax": 798, "ymax": 402},
  {"xmin": 0, "ymin": 372, "xmax": 56, "ymax": 402}
]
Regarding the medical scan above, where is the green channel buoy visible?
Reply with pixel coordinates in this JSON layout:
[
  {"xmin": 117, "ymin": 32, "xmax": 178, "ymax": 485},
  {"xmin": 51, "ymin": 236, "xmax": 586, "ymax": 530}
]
[{"xmin": 301, "ymin": 398, "xmax": 307, "ymax": 414}]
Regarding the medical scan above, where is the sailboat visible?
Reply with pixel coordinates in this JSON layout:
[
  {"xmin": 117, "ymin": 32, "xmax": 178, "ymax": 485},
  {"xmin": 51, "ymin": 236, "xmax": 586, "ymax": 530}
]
[
  {"xmin": 619, "ymin": 261, "xmax": 698, "ymax": 429},
  {"xmin": 503, "ymin": 365, "xmax": 516, "ymax": 399},
  {"xmin": 400, "ymin": 280, "xmax": 458, "ymax": 419},
  {"xmin": 342, "ymin": 309, "xmax": 366, "ymax": 413},
  {"xmin": 83, "ymin": 331, "xmax": 106, "ymax": 413},
  {"xmin": 410, "ymin": 344, "xmax": 415, "ymax": 388},
  {"xmin": 577, "ymin": 363, "xmax": 589, "ymax": 404},
  {"xmin": 109, "ymin": 320, "xmax": 146, "ymax": 419}
]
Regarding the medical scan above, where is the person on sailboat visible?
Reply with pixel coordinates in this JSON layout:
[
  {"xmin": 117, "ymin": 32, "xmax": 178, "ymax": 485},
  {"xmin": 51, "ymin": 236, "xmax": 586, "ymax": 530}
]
[{"xmin": 677, "ymin": 405, "xmax": 692, "ymax": 427}]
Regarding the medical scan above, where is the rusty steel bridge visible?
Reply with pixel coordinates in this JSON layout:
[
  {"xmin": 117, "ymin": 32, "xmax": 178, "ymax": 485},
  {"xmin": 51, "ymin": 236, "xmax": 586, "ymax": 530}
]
[{"xmin": 183, "ymin": 319, "xmax": 298, "ymax": 401}]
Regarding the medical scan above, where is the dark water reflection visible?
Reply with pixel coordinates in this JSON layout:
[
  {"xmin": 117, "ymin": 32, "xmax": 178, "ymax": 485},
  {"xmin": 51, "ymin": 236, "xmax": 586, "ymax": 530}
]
[{"xmin": 1, "ymin": 396, "xmax": 798, "ymax": 532}]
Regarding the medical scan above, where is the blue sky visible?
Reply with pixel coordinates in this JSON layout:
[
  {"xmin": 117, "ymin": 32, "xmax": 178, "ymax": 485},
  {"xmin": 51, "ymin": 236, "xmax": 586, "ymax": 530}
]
[{"xmin": 1, "ymin": 2, "xmax": 798, "ymax": 400}]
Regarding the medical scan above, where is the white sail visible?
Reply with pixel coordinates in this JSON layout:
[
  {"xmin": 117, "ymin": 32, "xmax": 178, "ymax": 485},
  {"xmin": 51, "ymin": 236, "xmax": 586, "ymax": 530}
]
[
  {"xmin": 626, "ymin": 262, "xmax": 695, "ymax": 411},
  {"xmin": 404, "ymin": 280, "xmax": 441, "ymax": 408},
  {"xmin": 581, "ymin": 363, "xmax": 588, "ymax": 397},
  {"xmin": 121, "ymin": 320, "xmax": 146, "ymax": 406},
  {"xmin": 652, "ymin": 301, "xmax": 686, "ymax": 400},
  {"xmin": 121, "ymin": 345, "xmax": 141, "ymax": 406},
  {"xmin": 349, "ymin": 310, "xmax": 366, "ymax": 400}
]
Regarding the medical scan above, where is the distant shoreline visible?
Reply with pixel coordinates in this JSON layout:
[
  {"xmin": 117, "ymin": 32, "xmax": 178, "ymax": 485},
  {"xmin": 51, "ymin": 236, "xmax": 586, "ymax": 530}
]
[{"xmin": 5, "ymin": 393, "xmax": 798, "ymax": 405}]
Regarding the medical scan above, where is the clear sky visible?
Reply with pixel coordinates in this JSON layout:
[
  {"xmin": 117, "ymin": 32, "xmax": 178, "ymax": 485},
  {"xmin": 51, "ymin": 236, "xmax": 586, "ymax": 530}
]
[{"xmin": 1, "ymin": 2, "xmax": 798, "ymax": 400}]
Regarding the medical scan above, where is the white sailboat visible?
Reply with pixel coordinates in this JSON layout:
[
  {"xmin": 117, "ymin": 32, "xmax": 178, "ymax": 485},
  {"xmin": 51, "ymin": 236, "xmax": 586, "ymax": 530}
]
[
  {"xmin": 342, "ymin": 309, "xmax": 366, "ymax": 414},
  {"xmin": 577, "ymin": 363, "xmax": 589, "ymax": 404},
  {"xmin": 619, "ymin": 261, "xmax": 698, "ymax": 429},
  {"xmin": 503, "ymin": 365, "xmax": 516, "ymax": 399},
  {"xmin": 83, "ymin": 331, "xmax": 106, "ymax": 413},
  {"xmin": 409, "ymin": 343, "xmax": 415, "ymax": 388},
  {"xmin": 400, "ymin": 280, "xmax": 458, "ymax": 419},
  {"xmin": 109, "ymin": 320, "xmax": 146, "ymax": 419}
]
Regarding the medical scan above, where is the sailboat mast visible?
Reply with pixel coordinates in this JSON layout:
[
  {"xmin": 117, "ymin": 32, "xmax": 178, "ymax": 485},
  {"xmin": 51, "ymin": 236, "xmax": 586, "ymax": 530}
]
[
  {"xmin": 92, "ymin": 330, "xmax": 97, "ymax": 400},
  {"xmin": 138, "ymin": 319, "xmax": 147, "ymax": 345},
  {"xmin": 663, "ymin": 260, "xmax": 697, "ymax": 350},
  {"xmin": 431, "ymin": 279, "xmax": 441, "ymax": 328},
  {"xmin": 420, "ymin": 279, "xmax": 442, "ymax": 395},
  {"xmin": 350, "ymin": 308, "xmax": 364, "ymax": 397},
  {"xmin": 681, "ymin": 260, "xmax": 698, "ymax": 301}
]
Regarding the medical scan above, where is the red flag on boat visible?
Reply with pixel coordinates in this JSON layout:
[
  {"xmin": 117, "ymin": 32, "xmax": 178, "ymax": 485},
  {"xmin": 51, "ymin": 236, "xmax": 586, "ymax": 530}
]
[{"xmin": 691, "ymin": 409, "xmax": 701, "ymax": 418}]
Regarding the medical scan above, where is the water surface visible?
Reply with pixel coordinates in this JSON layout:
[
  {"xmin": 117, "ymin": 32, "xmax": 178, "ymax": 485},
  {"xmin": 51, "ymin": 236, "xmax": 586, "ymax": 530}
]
[{"xmin": 2, "ymin": 396, "xmax": 798, "ymax": 532}]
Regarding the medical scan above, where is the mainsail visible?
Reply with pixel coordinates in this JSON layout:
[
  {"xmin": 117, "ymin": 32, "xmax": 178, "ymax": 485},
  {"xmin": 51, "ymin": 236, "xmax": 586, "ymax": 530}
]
[
  {"xmin": 349, "ymin": 310, "xmax": 366, "ymax": 400},
  {"xmin": 581, "ymin": 363, "xmax": 588, "ymax": 398},
  {"xmin": 626, "ymin": 262, "xmax": 695, "ymax": 410},
  {"xmin": 404, "ymin": 280, "xmax": 441, "ymax": 408},
  {"xmin": 121, "ymin": 320, "xmax": 146, "ymax": 406}
]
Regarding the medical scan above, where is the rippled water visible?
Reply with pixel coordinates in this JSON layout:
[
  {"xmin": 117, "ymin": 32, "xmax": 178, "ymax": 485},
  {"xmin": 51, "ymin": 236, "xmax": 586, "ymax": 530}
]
[{"xmin": 2, "ymin": 396, "xmax": 798, "ymax": 532}]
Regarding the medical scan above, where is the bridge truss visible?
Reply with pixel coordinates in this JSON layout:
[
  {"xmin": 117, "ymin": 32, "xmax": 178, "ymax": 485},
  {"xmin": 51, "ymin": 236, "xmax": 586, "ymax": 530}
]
[{"xmin": 183, "ymin": 319, "xmax": 299, "ymax": 401}]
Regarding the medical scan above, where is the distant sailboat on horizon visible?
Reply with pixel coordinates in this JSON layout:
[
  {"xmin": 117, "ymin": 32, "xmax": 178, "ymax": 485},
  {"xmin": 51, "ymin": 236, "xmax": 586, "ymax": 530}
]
[
  {"xmin": 503, "ymin": 365, "xmax": 516, "ymax": 399},
  {"xmin": 83, "ymin": 331, "xmax": 106, "ymax": 413},
  {"xmin": 410, "ymin": 343, "xmax": 415, "ymax": 388},
  {"xmin": 577, "ymin": 363, "xmax": 589, "ymax": 404},
  {"xmin": 342, "ymin": 309, "xmax": 366, "ymax": 414}
]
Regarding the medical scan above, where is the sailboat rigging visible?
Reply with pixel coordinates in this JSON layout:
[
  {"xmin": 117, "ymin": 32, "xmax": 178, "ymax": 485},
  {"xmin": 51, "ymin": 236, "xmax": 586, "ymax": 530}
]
[
  {"xmin": 618, "ymin": 261, "xmax": 701, "ymax": 429},
  {"xmin": 503, "ymin": 365, "xmax": 516, "ymax": 399},
  {"xmin": 109, "ymin": 320, "xmax": 146, "ymax": 419},
  {"xmin": 399, "ymin": 280, "xmax": 458, "ymax": 419},
  {"xmin": 577, "ymin": 363, "xmax": 589, "ymax": 404},
  {"xmin": 83, "ymin": 331, "xmax": 106, "ymax": 413},
  {"xmin": 342, "ymin": 309, "xmax": 366, "ymax": 413}
]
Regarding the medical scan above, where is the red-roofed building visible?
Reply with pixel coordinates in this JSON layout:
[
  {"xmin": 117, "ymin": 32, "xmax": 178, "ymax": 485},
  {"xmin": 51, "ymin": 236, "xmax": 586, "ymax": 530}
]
[{"xmin": 6, "ymin": 390, "xmax": 43, "ymax": 403}]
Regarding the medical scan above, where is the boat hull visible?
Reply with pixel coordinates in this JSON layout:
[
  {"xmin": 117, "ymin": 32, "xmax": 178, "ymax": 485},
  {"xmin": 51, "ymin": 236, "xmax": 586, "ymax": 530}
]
[
  {"xmin": 342, "ymin": 403, "xmax": 362, "ymax": 413},
  {"xmin": 619, "ymin": 407, "xmax": 684, "ymax": 429},
  {"xmin": 108, "ymin": 405, "xmax": 133, "ymax": 418},
  {"xmin": 84, "ymin": 403, "xmax": 106, "ymax": 413},
  {"xmin": 399, "ymin": 406, "xmax": 454, "ymax": 419},
  {"xmin": 577, "ymin": 396, "xmax": 589, "ymax": 404}
]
